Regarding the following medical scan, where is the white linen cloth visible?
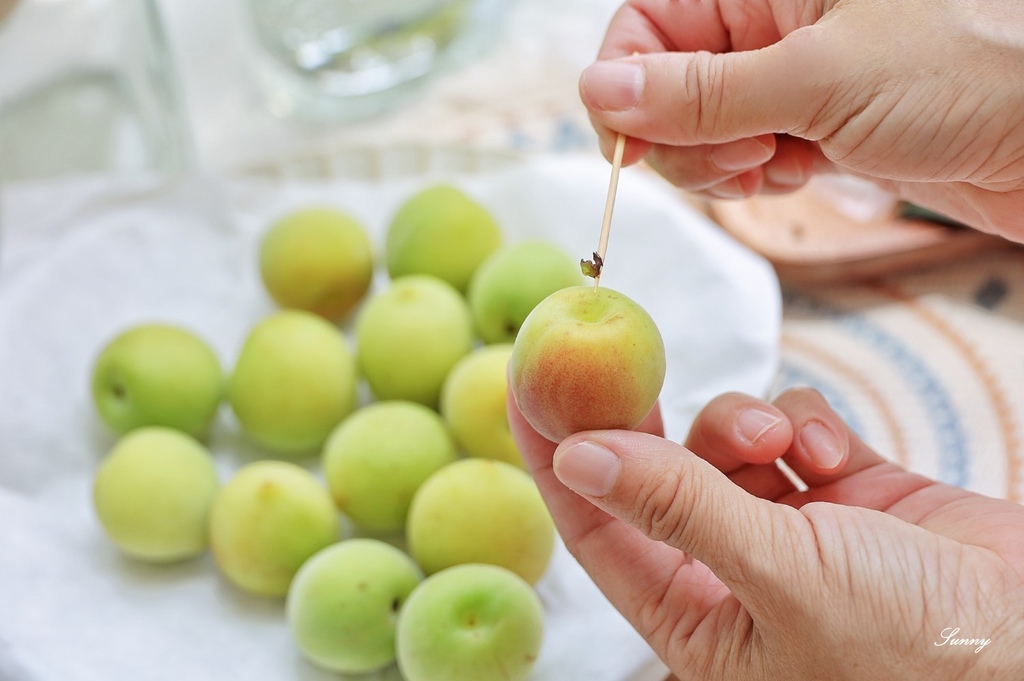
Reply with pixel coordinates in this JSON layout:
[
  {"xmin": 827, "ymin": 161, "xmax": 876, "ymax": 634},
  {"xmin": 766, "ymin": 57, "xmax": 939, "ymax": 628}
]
[{"xmin": 0, "ymin": 154, "xmax": 780, "ymax": 681}]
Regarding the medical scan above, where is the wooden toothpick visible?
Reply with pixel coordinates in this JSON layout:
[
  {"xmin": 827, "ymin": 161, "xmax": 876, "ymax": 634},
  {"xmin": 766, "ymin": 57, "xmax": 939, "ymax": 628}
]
[{"xmin": 582, "ymin": 131, "xmax": 627, "ymax": 291}]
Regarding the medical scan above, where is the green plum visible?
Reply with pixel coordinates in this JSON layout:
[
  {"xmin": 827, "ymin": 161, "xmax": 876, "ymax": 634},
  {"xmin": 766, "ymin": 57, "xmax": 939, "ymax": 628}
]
[
  {"xmin": 227, "ymin": 310, "xmax": 357, "ymax": 455},
  {"xmin": 467, "ymin": 239, "xmax": 582, "ymax": 343},
  {"xmin": 322, "ymin": 401, "xmax": 458, "ymax": 533},
  {"xmin": 355, "ymin": 275, "xmax": 474, "ymax": 409},
  {"xmin": 396, "ymin": 563, "xmax": 544, "ymax": 681},
  {"xmin": 91, "ymin": 323, "xmax": 223, "ymax": 439},
  {"xmin": 259, "ymin": 207, "xmax": 374, "ymax": 321},
  {"xmin": 287, "ymin": 539, "xmax": 422, "ymax": 673},
  {"xmin": 386, "ymin": 184, "xmax": 501, "ymax": 293},
  {"xmin": 439, "ymin": 344, "xmax": 524, "ymax": 468},
  {"xmin": 92, "ymin": 427, "xmax": 219, "ymax": 562},
  {"xmin": 406, "ymin": 459, "xmax": 555, "ymax": 585},
  {"xmin": 209, "ymin": 460, "xmax": 339, "ymax": 597}
]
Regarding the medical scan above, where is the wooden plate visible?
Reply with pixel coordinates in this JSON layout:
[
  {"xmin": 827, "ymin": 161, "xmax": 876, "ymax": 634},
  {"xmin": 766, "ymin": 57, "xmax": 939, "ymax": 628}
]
[{"xmin": 707, "ymin": 175, "xmax": 1013, "ymax": 285}]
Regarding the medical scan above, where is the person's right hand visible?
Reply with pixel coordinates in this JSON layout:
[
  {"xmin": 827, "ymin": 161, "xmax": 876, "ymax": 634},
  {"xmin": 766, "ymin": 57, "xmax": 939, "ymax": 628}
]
[
  {"xmin": 509, "ymin": 387, "xmax": 1024, "ymax": 680},
  {"xmin": 579, "ymin": 0, "xmax": 1024, "ymax": 237}
]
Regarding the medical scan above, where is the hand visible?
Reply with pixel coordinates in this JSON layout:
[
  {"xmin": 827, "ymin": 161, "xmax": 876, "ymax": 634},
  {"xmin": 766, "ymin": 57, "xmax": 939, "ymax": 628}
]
[
  {"xmin": 508, "ymin": 387, "xmax": 1024, "ymax": 680},
  {"xmin": 579, "ymin": 0, "xmax": 1024, "ymax": 237}
]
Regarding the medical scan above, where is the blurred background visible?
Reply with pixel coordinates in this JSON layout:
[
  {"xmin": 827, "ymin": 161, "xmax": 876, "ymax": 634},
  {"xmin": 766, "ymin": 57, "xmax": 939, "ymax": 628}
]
[{"xmin": 0, "ymin": 0, "xmax": 611, "ymax": 181}]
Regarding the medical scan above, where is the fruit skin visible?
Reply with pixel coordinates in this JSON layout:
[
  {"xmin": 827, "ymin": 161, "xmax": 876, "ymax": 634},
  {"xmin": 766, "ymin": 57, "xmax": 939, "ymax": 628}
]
[
  {"xmin": 259, "ymin": 207, "xmax": 374, "ymax": 321},
  {"xmin": 396, "ymin": 563, "xmax": 544, "ymax": 681},
  {"xmin": 287, "ymin": 539, "xmax": 422, "ymax": 674},
  {"xmin": 385, "ymin": 185, "xmax": 501, "ymax": 293},
  {"xmin": 355, "ymin": 275, "xmax": 474, "ymax": 409},
  {"xmin": 440, "ymin": 344, "xmax": 524, "ymax": 468},
  {"xmin": 468, "ymin": 239, "xmax": 582, "ymax": 343},
  {"xmin": 209, "ymin": 460, "xmax": 339, "ymax": 598},
  {"xmin": 509, "ymin": 285, "xmax": 666, "ymax": 443},
  {"xmin": 322, "ymin": 401, "xmax": 458, "ymax": 533},
  {"xmin": 406, "ymin": 459, "xmax": 554, "ymax": 585},
  {"xmin": 92, "ymin": 427, "xmax": 219, "ymax": 562},
  {"xmin": 227, "ymin": 310, "xmax": 357, "ymax": 455},
  {"xmin": 91, "ymin": 323, "xmax": 223, "ymax": 439}
]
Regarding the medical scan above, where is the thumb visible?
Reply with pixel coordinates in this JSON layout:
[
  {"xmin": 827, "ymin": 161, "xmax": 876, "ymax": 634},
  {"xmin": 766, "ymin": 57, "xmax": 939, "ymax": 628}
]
[
  {"xmin": 553, "ymin": 430, "xmax": 810, "ymax": 606},
  {"xmin": 580, "ymin": 30, "xmax": 839, "ymax": 145}
]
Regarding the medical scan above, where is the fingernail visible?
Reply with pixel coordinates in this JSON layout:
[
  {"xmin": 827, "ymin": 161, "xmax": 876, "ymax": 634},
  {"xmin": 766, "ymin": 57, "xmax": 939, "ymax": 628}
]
[
  {"xmin": 738, "ymin": 408, "xmax": 782, "ymax": 444},
  {"xmin": 553, "ymin": 441, "xmax": 621, "ymax": 497},
  {"xmin": 711, "ymin": 138, "xmax": 775, "ymax": 172},
  {"xmin": 581, "ymin": 61, "xmax": 643, "ymax": 111},
  {"xmin": 706, "ymin": 179, "xmax": 749, "ymax": 200},
  {"xmin": 765, "ymin": 158, "xmax": 806, "ymax": 186},
  {"xmin": 799, "ymin": 421, "xmax": 844, "ymax": 470}
]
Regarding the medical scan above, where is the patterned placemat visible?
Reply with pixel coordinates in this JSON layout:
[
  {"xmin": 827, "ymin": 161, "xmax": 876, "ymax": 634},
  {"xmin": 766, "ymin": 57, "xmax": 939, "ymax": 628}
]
[{"xmin": 776, "ymin": 248, "xmax": 1024, "ymax": 504}]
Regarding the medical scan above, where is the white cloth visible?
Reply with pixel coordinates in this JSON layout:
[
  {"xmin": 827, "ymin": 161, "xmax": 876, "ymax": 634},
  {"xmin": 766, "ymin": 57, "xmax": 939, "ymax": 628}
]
[{"xmin": 0, "ymin": 154, "xmax": 781, "ymax": 680}]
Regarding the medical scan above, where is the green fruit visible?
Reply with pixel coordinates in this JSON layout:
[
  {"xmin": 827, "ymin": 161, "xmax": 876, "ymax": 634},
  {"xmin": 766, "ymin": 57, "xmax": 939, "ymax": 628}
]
[
  {"xmin": 92, "ymin": 427, "xmax": 219, "ymax": 562},
  {"xmin": 259, "ymin": 207, "xmax": 374, "ymax": 321},
  {"xmin": 287, "ymin": 539, "xmax": 422, "ymax": 673},
  {"xmin": 209, "ymin": 460, "xmax": 339, "ymax": 597},
  {"xmin": 91, "ymin": 323, "xmax": 223, "ymax": 439},
  {"xmin": 406, "ymin": 459, "xmax": 555, "ymax": 585},
  {"xmin": 468, "ymin": 239, "xmax": 582, "ymax": 343},
  {"xmin": 227, "ymin": 310, "xmax": 357, "ymax": 455},
  {"xmin": 440, "ymin": 344, "xmax": 524, "ymax": 468},
  {"xmin": 509, "ymin": 285, "xmax": 665, "ymax": 442},
  {"xmin": 396, "ymin": 563, "xmax": 544, "ymax": 681},
  {"xmin": 355, "ymin": 275, "xmax": 474, "ymax": 409},
  {"xmin": 386, "ymin": 185, "xmax": 501, "ymax": 293},
  {"xmin": 322, "ymin": 401, "xmax": 458, "ymax": 533}
]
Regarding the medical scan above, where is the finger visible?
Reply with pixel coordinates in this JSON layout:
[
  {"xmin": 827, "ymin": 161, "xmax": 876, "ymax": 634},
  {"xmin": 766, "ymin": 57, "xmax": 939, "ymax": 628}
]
[
  {"xmin": 768, "ymin": 388, "xmax": 1020, "ymax": 549},
  {"xmin": 507, "ymin": 387, "xmax": 605, "ymax": 529},
  {"xmin": 644, "ymin": 134, "xmax": 830, "ymax": 197},
  {"xmin": 768, "ymin": 388, "xmax": 947, "ymax": 513},
  {"xmin": 507, "ymin": 394, "xmax": 735, "ymax": 646},
  {"xmin": 701, "ymin": 168, "xmax": 766, "ymax": 200},
  {"xmin": 582, "ymin": 0, "xmax": 734, "ymax": 165},
  {"xmin": 587, "ymin": 108, "xmax": 651, "ymax": 166},
  {"xmin": 595, "ymin": 0, "xmax": 733, "ymax": 59},
  {"xmin": 580, "ymin": 33, "xmax": 841, "ymax": 147},
  {"xmin": 760, "ymin": 135, "xmax": 826, "ymax": 193},
  {"xmin": 683, "ymin": 392, "xmax": 797, "ymax": 501},
  {"xmin": 636, "ymin": 135, "xmax": 776, "ymax": 192},
  {"xmin": 506, "ymin": 385, "xmax": 665, "ymax": 541},
  {"xmin": 552, "ymin": 429, "xmax": 811, "ymax": 614},
  {"xmin": 692, "ymin": 388, "xmax": 959, "ymax": 521},
  {"xmin": 635, "ymin": 401, "xmax": 666, "ymax": 439},
  {"xmin": 771, "ymin": 387, "xmax": 873, "ymax": 482},
  {"xmin": 684, "ymin": 392, "xmax": 791, "ymax": 471}
]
